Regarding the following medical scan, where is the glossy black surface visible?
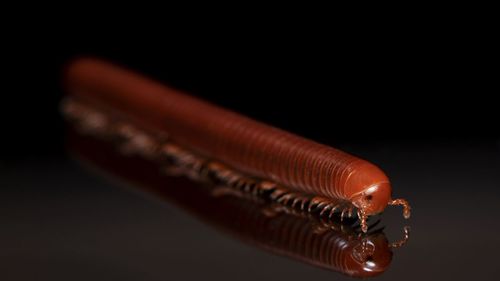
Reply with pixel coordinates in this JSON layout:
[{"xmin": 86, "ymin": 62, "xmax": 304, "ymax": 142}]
[
  {"xmin": 2, "ymin": 138, "xmax": 499, "ymax": 280},
  {"xmin": 2, "ymin": 43, "xmax": 499, "ymax": 280}
]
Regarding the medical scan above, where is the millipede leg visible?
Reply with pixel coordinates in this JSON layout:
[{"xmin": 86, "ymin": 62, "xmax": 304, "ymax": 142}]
[
  {"xmin": 211, "ymin": 186, "xmax": 245, "ymax": 198},
  {"xmin": 269, "ymin": 187, "xmax": 287, "ymax": 201},
  {"xmin": 118, "ymin": 130, "xmax": 158, "ymax": 159},
  {"xmin": 340, "ymin": 208, "xmax": 348, "ymax": 222},
  {"xmin": 316, "ymin": 201, "xmax": 328, "ymax": 212},
  {"xmin": 300, "ymin": 197, "xmax": 310, "ymax": 210},
  {"xmin": 277, "ymin": 193, "xmax": 295, "ymax": 205},
  {"xmin": 328, "ymin": 206, "xmax": 339, "ymax": 219},
  {"xmin": 291, "ymin": 196, "xmax": 304, "ymax": 208},
  {"xmin": 258, "ymin": 181, "xmax": 278, "ymax": 192},
  {"xmin": 307, "ymin": 201, "xmax": 316, "ymax": 213},
  {"xmin": 319, "ymin": 204, "xmax": 333, "ymax": 217},
  {"xmin": 308, "ymin": 197, "xmax": 330, "ymax": 212}
]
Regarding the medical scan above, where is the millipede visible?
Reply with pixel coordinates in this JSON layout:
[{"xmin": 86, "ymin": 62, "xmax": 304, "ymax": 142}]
[
  {"xmin": 61, "ymin": 58, "xmax": 411, "ymax": 233},
  {"xmin": 69, "ymin": 131, "xmax": 410, "ymax": 278}
]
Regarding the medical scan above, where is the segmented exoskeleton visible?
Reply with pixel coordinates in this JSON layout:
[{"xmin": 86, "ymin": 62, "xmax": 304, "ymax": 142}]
[
  {"xmin": 70, "ymin": 131, "xmax": 410, "ymax": 278},
  {"xmin": 62, "ymin": 58, "xmax": 411, "ymax": 232}
]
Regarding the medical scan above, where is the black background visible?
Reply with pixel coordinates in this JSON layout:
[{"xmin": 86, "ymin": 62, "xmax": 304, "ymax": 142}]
[
  {"xmin": 1, "ymin": 31, "xmax": 499, "ymax": 280},
  {"xmin": 3, "ymin": 31, "xmax": 498, "ymax": 162}
]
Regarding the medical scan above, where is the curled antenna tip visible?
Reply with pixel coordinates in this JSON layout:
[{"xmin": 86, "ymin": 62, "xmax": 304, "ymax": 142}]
[
  {"xmin": 388, "ymin": 198, "xmax": 411, "ymax": 219},
  {"xmin": 403, "ymin": 209, "xmax": 411, "ymax": 219},
  {"xmin": 389, "ymin": 225, "xmax": 411, "ymax": 249}
]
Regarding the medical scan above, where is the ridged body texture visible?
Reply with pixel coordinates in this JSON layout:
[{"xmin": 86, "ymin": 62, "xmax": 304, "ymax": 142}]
[
  {"xmin": 65, "ymin": 58, "xmax": 410, "ymax": 220},
  {"xmin": 70, "ymin": 133, "xmax": 394, "ymax": 278}
]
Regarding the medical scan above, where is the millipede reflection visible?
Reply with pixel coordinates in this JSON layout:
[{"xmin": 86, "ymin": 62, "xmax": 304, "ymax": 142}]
[
  {"xmin": 69, "ymin": 132, "xmax": 409, "ymax": 278},
  {"xmin": 62, "ymin": 58, "xmax": 411, "ymax": 232}
]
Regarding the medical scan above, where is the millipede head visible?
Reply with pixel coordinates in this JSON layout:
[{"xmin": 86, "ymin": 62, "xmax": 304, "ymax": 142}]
[
  {"xmin": 350, "ymin": 182, "xmax": 392, "ymax": 216},
  {"xmin": 348, "ymin": 232, "xmax": 393, "ymax": 277}
]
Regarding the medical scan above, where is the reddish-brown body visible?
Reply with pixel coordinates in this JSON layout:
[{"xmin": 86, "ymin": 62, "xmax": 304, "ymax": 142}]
[
  {"xmin": 64, "ymin": 58, "xmax": 410, "ymax": 228},
  {"xmin": 70, "ymin": 132, "xmax": 400, "ymax": 278}
]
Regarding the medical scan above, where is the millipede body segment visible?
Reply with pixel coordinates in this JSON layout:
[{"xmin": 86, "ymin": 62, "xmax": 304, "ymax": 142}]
[
  {"xmin": 70, "ymin": 132, "xmax": 409, "ymax": 278},
  {"xmin": 62, "ymin": 58, "xmax": 411, "ymax": 232}
]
